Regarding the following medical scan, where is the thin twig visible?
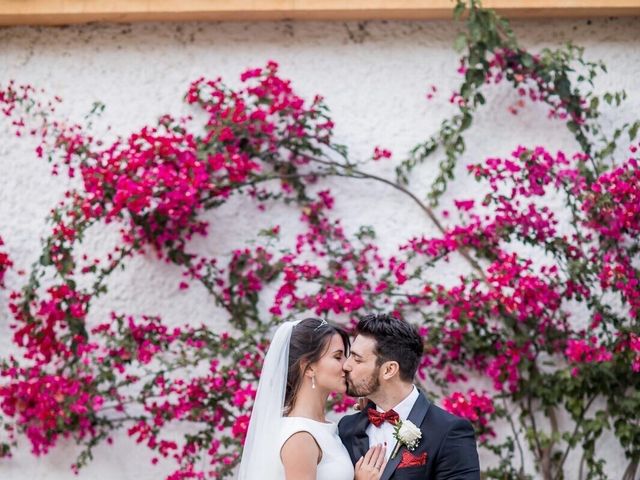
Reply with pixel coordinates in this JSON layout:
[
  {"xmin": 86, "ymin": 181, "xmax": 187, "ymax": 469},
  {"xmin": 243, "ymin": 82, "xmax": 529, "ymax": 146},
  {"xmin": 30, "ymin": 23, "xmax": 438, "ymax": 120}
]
[
  {"xmin": 502, "ymin": 396, "xmax": 527, "ymax": 477},
  {"xmin": 554, "ymin": 394, "xmax": 598, "ymax": 480},
  {"xmin": 527, "ymin": 394, "xmax": 544, "ymax": 465},
  {"xmin": 622, "ymin": 459, "xmax": 639, "ymax": 480},
  {"xmin": 303, "ymin": 154, "xmax": 489, "ymax": 282}
]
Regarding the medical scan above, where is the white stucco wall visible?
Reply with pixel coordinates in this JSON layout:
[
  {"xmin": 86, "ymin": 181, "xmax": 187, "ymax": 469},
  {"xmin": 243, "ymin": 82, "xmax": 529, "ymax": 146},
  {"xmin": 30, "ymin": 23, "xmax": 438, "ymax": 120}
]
[{"xmin": 0, "ymin": 16, "xmax": 639, "ymax": 480}]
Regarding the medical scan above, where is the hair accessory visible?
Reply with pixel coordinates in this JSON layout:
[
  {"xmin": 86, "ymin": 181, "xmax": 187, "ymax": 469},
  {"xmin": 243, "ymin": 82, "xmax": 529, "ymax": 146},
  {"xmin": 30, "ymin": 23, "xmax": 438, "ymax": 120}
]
[{"xmin": 313, "ymin": 318, "xmax": 328, "ymax": 331}]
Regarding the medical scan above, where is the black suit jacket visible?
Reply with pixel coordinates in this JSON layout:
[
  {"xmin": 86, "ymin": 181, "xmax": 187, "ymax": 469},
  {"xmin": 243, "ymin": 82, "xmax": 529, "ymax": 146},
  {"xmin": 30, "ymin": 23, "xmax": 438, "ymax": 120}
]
[{"xmin": 338, "ymin": 391, "xmax": 480, "ymax": 480}]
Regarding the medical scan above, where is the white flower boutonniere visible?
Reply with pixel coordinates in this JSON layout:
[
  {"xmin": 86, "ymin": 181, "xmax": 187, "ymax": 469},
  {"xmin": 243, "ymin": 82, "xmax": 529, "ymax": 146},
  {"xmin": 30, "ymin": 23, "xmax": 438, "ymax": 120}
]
[{"xmin": 391, "ymin": 419, "xmax": 422, "ymax": 459}]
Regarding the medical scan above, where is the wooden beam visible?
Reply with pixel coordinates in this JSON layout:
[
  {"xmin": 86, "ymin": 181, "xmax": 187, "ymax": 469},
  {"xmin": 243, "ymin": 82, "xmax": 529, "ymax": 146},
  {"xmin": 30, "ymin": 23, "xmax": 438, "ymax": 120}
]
[{"xmin": 0, "ymin": 1, "xmax": 639, "ymax": 26}]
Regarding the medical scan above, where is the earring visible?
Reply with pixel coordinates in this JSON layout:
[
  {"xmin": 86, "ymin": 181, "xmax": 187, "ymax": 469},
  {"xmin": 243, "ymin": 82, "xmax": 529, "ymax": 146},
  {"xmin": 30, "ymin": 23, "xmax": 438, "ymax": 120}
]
[{"xmin": 311, "ymin": 375, "xmax": 316, "ymax": 389}]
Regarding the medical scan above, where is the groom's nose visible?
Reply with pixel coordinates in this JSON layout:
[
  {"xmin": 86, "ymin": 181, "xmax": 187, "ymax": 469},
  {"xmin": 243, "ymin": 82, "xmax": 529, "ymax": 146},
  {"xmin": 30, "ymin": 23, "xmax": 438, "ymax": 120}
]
[{"xmin": 342, "ymin": 358, "xmax": 352, "ymax": 372}]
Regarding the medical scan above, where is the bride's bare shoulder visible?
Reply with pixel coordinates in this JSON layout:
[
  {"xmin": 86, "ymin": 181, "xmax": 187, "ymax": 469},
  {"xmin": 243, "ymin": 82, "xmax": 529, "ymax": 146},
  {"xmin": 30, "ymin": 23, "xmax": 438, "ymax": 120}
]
[{"xmin": 280, "ymin": 431, "xmax": 322, "ymax": 478}]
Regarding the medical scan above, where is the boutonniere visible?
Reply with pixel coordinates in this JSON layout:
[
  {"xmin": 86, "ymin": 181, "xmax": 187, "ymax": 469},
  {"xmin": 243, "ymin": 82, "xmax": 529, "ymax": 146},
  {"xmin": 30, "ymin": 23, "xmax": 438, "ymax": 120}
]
[{"xmin": 391, "ymin": 419, "xmax": 422, "ymax": 459}]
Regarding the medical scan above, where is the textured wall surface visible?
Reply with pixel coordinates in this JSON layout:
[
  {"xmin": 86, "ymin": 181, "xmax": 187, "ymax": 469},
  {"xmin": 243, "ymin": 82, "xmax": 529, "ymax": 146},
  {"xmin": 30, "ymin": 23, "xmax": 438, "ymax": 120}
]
[{"xmin": 1, "ymin": 16, "xmax": 639, "ymax": 480}]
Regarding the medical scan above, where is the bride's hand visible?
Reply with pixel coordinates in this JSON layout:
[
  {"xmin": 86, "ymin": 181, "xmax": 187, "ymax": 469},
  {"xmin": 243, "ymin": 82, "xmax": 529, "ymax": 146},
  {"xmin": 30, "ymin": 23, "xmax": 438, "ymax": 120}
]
[
  {"xmin": 354, "ymin": 444, "xmax": 387, "ymax": 480},
  {"xmin": 354, "ymin": 397, "xmax": 369, "ymax": 411}
]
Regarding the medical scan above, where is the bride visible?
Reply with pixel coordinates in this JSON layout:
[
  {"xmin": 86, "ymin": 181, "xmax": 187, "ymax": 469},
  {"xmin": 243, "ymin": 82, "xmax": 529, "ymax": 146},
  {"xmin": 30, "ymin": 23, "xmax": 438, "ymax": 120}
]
[{"xmin": 238, "ymin": 318, "xmax": 386, "ymax": 480}]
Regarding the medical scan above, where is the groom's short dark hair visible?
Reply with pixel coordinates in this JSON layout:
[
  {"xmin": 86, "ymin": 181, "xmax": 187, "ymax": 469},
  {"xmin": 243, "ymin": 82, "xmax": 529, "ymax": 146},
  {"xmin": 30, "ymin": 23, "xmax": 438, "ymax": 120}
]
[{"xmin": 356, "ymin": 313, "xmax": 424, "ymax": 382}]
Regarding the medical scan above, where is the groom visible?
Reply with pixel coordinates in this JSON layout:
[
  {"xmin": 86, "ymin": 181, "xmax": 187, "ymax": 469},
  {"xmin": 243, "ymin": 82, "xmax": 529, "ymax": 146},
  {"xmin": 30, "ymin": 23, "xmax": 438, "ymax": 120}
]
[{"xmin": 339, "ymin": 313, "xmax": 480, "ymax": 479}]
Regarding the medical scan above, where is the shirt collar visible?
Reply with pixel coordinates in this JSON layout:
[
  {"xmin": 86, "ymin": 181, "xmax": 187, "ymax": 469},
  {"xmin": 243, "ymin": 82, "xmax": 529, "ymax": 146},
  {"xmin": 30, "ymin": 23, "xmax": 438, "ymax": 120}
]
[{"xmin": 377, "ymin": 385, "xmax": 419, "ymax": 420}]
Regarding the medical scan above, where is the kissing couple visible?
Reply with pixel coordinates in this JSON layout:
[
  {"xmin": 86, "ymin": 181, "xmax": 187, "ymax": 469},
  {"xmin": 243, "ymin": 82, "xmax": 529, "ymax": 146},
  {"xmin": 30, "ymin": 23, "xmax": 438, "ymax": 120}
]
[{"xmin": 238, "ymin": 313, "xmax": 480, "ymax": 480}]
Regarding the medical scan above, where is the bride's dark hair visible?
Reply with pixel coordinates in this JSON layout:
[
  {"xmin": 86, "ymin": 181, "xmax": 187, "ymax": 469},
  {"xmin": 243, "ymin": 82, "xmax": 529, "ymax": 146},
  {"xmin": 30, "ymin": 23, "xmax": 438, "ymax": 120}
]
[{"xmin": 284, "ymin": 318, "xmax": 350, "ymax": 414}]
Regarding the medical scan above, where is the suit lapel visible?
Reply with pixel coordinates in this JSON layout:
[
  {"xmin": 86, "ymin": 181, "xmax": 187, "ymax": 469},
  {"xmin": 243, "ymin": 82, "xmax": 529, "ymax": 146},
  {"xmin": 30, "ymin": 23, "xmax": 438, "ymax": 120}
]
[
  {"xmin": 380, "ymin": 391, "xmax": 431, "ymax": 480},
  {"xmin": 350, "ymin": 402, "xmax": 373, "ymax": 464}
]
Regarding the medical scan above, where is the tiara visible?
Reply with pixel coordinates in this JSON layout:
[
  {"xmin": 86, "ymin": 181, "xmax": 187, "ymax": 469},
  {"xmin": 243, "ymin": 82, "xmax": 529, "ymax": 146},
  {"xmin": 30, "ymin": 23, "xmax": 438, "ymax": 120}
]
[{"xmin": 313, "ymin": 318, "xmax": 329, "ymax": 331}]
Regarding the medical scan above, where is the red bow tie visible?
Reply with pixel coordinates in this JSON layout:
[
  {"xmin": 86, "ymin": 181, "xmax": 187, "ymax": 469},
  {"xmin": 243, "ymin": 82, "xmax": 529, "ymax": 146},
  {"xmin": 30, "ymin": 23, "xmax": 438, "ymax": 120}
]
[{"xmin": 367, "ymin": 408, "xmax": 400, "ymax": 427}]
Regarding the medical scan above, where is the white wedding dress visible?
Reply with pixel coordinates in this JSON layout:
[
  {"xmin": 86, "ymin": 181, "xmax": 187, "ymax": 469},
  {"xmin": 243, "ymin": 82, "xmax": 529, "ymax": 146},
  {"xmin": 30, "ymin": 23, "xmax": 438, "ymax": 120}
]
[
  {"xmin": 237, "ymin": 320, "xmax": 355, "ymax": 480},
  {"xmin": 278, "ymin": 417, "xmax": 354, "ymax": 480}
]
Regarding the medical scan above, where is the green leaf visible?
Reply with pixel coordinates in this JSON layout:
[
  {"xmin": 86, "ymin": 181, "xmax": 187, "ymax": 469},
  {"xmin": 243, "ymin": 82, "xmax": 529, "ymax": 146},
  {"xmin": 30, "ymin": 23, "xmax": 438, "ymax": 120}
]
[
  {"xmin": 454, "ymin": 32, "xmax": 467, "ymax": 52},
  {"xmin": 556, "ymin": 76, "xmax": 571, "ymax": 98},
  {"xmin": 453, "ymin": 1, "xmax": 466, "ymax": 20},
  {"xmin": 40, "ymin": 251, "xmax": 52, "ymax": 266},
  {"xmin": 521, "ymin": 53, "xmax": 534, "ymax": 69},
  {"xmin": 469, "ymin": 21, "xmax": 482, "ymax": 42},
  {"xmin": 460, "ymin": 113, "xmax": 473, "ymax": 131}
]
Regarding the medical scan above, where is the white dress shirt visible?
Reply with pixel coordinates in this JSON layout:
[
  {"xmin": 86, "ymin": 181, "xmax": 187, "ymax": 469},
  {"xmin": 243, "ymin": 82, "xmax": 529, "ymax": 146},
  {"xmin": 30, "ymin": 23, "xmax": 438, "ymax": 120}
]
[{"xmin": 366, "ymin": 385, "xmax": 419, "ymax": 460}]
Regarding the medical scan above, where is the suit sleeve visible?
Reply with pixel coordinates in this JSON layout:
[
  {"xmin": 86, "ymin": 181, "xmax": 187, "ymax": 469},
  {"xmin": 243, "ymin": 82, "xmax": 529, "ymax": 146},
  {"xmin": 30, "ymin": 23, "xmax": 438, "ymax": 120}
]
[
  {"xmin": 434, "ymin": 418, "xmax": 480, "ymax": 480},
  {"xmin": 337, "ymin": 416, "xmax": 355, "ymax": 465}
]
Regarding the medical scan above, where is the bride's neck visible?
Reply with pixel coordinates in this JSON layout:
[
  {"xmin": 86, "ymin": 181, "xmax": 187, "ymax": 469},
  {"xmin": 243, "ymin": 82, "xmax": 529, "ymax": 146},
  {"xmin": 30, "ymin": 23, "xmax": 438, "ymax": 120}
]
[{"xmin": 287, "ymin": 384, "xmax": 328, "ymax": 422}]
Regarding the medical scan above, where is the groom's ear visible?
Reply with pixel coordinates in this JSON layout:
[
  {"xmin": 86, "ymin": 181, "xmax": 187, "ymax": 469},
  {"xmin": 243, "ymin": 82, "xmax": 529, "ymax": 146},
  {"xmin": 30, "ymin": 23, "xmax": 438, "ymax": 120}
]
[{"xmin": 381, "ymin": 360, "xmax": 400, "ymax": 380}]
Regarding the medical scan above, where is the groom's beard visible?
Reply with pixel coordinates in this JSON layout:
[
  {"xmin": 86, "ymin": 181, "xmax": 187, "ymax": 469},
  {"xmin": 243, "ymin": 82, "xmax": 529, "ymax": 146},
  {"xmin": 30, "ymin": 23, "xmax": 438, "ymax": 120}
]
[{"xmin": 345, "ymin": 369, "xmax": 380, "ymax": 397}]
